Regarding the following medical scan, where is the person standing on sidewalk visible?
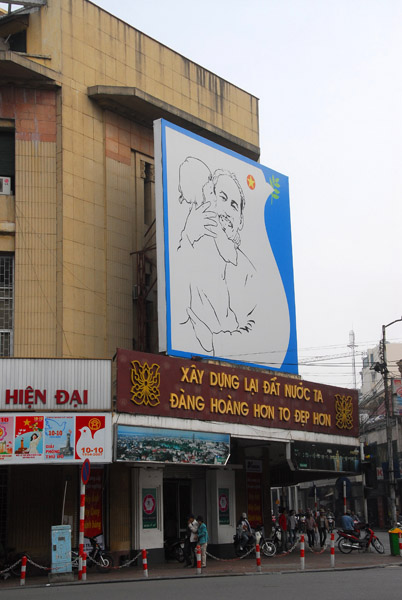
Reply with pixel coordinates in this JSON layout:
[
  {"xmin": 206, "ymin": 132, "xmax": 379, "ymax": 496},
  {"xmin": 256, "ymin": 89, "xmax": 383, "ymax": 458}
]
[
  {"xmin": 278, "ymin": 508, "xmax": 288, "ymax": 551},
  {"xmin": 197, "ymin": 515, "xmax": 208, "ymax": 568},
  {"xmin": 306, "ymin": 510, "xmax": 317, "ymax": 548},
  {"xmin": 317, "ymin": 509, "xmax": 329, "ymax": 547},
  {"xmin": 183, "ymin": 514, "xmax": 198, "ymax": 567},
  {"xmin": 288, "ymin": 509, "xmax": 297, "ymax": 546}
]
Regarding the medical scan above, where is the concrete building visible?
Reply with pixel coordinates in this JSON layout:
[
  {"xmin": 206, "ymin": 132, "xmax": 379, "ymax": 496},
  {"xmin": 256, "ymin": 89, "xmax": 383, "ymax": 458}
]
[
  {"xmin": 359, "ymin": 342, "xmax": 402, "ymax": 527},
  {"xmin": 0, "ymin": 0, "xmax": 360, "ymax": 565}
]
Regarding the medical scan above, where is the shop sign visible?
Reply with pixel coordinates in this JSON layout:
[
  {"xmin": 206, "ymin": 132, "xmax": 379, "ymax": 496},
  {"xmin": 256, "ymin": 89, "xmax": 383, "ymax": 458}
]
[
  {"xmin": 393, "ymin": 379, "xmax": 402, "ymax": 416},
  {"xmin": 116, "ymin": 424, "xmax": 230, "ymax": 465},
  {"xmin": 116, "ymin": 349, "xmax": 359, "ymax": 437},
  {"xmin": 84, "ymin": 467, "xmax": 104, "ymax": 548},
  {"xmin": 142, "ymin": 488, "xmax": 157, "ymax": 529},
  {"xmin": 247, "ymin": 471, "xmax": 263, "ymax": 528},
  {"xmin": 0, "ymin": 413, "xmax": 112, "ymax": 464},
  {"xmin": 0, "ymin": 358, "xmax": 111, "ymax": 411},
  {"xmin": 290, "ymin": 441, "xmax": 360, "ymax": 473},
  {"xmin": 218, "ymin": 488, "xmax": 230, "ymax": 525}
]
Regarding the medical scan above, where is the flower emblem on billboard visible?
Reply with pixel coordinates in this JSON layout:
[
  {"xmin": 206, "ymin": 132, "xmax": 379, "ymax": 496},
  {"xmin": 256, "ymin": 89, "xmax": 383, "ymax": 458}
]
[
  {"xmin": 130, "ymin": 360, "xmax": 160, "ymax": 407},
  {"xmin": 334, "ymin": 394, "xmax": 353, "ymax": 430}
]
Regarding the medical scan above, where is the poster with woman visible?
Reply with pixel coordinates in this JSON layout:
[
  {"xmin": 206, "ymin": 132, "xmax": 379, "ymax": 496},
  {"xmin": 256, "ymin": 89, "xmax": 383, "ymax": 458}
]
[
  {"xmin": 0, "ymin": 415, "xmax": 14, "ymax": 460},
  {"xmin": 14, "ymin": 415, "xmax": 44, "ymax": 459}
]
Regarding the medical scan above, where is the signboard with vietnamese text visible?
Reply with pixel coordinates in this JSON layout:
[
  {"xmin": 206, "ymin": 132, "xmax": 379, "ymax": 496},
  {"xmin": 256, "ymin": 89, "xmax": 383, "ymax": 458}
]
[
  {"xmin": 0, "ymin": 358, "xmax": 111, "ymax": 411},
  {"xmin": 0, "ymin": 413, "xmax": 112, "ymax": 464},
  {"xmin": 116, "ymin": 349, "xmax": 359, "ymax": 438}
]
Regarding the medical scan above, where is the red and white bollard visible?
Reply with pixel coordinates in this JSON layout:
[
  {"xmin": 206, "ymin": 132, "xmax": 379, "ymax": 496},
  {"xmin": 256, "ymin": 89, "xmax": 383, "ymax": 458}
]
[
  {"xmin": 330, "ymin": 533, "xmax": 335, "ymax": 568},
  {"xmin": 399, "ymin": 532, "xmax": 402, "ymax": 558},
  {"xmin": 82, "ymin": 552, "xmax": 87, "ymax": 582},
  {"xmin": 255, "ymin": 543, "xmax": 261, "ymax": 572},
  {"xmin": 300, "ymin": 534, "xmax": 305, "ymax": 571},
  {"xmin": 142, "ymin": 549, "xmax": 148, "ymax": 577},
  {"xmin": 20, "ymin": 555, "xmax": 27, "ymax": 586},
  {"xmin": 196, "ymin": 544, "xmax": 202, "ymax": 575}
]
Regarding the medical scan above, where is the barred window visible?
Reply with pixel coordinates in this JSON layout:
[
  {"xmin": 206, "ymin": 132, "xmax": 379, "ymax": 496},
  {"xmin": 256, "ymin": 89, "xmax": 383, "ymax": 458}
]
[{"xmin": 0, "ymin": 255, "xmax": 13, "ymax": 356}]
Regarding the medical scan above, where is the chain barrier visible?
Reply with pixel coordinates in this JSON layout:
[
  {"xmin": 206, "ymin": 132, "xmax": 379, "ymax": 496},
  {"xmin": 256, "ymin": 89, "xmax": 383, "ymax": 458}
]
[
  {"xmin": 0, "ymin": 558, "xmax": 22, "ymax": 576},
  {"xmin": 269, "ymin": 537, "xmax": 299, "ymax": 558},
  {"xmin": 206, "ymin": 545, "xmax": 255, "ymax": 562},
  {"xmin": 26, "ymin": 557, "xmax": 51, "ymax": 571},
  {"xmin": 307, "ymin": 540, "xmax": 328, "ymax": 554},
  {"xmin": 86, "ymin": 549, "xmax": 142, "ymax": 570}
]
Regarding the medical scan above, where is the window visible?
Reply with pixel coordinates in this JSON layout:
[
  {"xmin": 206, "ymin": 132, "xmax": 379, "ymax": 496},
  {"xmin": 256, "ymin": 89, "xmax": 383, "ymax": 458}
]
[
  {"xmin": 0, "ymin": 255, "xmax": 14, "ymax": 356},
  {"xmin": 0, "ymin": 130, "xmax": 15, "ymax": 194}
]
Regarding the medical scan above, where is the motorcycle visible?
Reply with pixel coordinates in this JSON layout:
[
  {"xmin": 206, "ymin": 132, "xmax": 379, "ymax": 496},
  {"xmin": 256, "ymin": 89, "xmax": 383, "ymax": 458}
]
[
  {"xmin": 233, "ymin": 525, "xmax": 276, "ymax": 558},
  {"xmin": 72, "ymin": 536, "xmax": 114, "ymax": 572},
  {"xmin": 164, "ymin": 537, "xmax": 185, "ymax": 562},
  {"xmin": 337, "ymin": 523, "xmax": 384, "ymax": 554}
]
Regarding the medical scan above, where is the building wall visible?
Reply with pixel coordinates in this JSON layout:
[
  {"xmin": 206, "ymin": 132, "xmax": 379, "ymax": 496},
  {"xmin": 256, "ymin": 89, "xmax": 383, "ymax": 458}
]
[{"xmin": 1, "ymin": 0, "xmax": 259, "ymax": 360}]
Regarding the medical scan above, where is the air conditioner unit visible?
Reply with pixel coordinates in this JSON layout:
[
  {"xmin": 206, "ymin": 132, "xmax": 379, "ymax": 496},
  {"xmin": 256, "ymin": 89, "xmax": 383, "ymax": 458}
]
[{"xmin": 0, "ymin": 177, "xmax": 11, "ymax": 195}]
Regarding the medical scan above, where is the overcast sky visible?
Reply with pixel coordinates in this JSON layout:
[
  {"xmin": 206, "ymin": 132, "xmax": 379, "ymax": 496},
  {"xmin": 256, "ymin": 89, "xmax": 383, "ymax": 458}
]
[
  {"xmin": 11, "ymin": 0, "xmax": 402, "ymax": 389},
  {"xmin": 92, "ymin": 0, "xmax": 402, "ymax": 388}
]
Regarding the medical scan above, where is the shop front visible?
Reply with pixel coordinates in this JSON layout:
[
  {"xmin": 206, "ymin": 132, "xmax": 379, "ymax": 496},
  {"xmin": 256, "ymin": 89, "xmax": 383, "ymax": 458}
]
[
  {"xmin": 114, "ymin": 348, "xmax": 360, "ymax": 559},
  {"xmin": 0, "ymin": 358, "xmax": 113, "ymax": 562}
]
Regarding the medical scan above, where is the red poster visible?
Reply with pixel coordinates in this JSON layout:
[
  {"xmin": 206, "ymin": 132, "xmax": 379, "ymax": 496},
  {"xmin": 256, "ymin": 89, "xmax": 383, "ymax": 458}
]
[
  {"xmin": 247, "ymin": 472, "xmax": 263, "ymax": 528},
  {"xmin": 75, "ymin": 415, "xmax": 106, "ymax": 460},
  {"xmin": 84, "ymin": 467, "xmax": 103, "ymax": 539}
]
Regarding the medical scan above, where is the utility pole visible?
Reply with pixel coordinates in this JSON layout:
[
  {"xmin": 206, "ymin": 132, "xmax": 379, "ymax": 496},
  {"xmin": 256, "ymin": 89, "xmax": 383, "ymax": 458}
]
[{"xmin": 348, "ymin": 330, "xmax": 357, "ymax": 389}]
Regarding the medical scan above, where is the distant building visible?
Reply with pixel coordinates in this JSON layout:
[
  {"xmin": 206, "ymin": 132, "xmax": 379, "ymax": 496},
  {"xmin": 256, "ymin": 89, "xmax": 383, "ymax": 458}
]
[{"xmin": 360, "ymin": 342, "xmax": 402, "ymax": 527}]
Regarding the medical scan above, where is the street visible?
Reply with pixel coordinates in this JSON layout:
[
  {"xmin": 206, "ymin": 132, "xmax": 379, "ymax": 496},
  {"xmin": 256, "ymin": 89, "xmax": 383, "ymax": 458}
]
[{"xmin": 3, "ymin": 567, "xmax": 402, "ymax": 600}]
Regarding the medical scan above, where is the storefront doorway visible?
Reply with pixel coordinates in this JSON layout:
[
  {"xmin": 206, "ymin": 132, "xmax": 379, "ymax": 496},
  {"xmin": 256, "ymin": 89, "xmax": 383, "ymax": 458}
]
[{"xmin": 163, "ymin": 479, "xmax": 191, "ymax": 539}]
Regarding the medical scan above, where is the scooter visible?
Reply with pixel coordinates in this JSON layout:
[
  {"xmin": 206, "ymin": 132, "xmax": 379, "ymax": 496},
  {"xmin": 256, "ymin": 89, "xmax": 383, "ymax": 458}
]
[
  {"xmin": 233, "ymin": 525, "xmax": 276, "ymax": 557},
  {"xmin": 164, "ymin": 537, "xmax": 185, "ymax": 562},
  {"xmin": 337, "ymin": 524, "xmax": 384, "ymax": 554}
]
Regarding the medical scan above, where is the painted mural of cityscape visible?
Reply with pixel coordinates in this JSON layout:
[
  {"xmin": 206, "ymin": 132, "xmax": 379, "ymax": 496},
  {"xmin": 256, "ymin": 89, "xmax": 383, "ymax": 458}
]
[{"xmin": 116, "ymin": 425, "xmax": 230, "ymax": 465}]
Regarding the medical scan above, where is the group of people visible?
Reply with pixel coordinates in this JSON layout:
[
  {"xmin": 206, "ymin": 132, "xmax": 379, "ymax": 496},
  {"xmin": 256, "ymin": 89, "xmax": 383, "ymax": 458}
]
[
  {"xmin": 183, "ymin": 515, "xmax": 208, "ymax": 568},
  {"xmin": 277, "ymin": 507, "xmax": 336, "ymax": 549}
]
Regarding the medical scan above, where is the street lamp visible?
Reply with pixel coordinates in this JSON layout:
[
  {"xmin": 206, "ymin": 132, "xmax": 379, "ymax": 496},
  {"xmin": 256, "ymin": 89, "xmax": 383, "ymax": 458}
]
[{"xmin": 381, "ymin": 317, "xmax": 402, "ymax": 526}]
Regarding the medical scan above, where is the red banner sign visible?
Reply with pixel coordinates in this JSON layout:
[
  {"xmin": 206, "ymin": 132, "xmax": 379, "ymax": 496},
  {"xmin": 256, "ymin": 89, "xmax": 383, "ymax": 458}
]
[{"xmin": 116, "ymin": 349, "xmax": 358, "ymax": 437}]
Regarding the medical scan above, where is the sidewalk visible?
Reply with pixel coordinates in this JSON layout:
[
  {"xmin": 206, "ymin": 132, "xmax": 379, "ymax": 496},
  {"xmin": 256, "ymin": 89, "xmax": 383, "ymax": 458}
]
[{"xmin": 2, "ymin": 543, "xmax": 402, "ymax": 589}]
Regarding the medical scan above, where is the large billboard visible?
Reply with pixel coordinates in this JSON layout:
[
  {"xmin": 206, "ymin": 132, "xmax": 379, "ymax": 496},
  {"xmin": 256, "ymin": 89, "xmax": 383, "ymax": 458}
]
[
  {"xmin": 154, "ymin": 120, "xmax": 297, "ymax": 374},
  {"xmin": 116, "ymin": 349, "xmax": 359, "ymax": 438}
]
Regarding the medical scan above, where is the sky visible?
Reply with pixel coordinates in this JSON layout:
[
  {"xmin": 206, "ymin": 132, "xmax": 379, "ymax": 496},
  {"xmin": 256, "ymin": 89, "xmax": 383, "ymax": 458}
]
[
  {"xmin": 94, "ymin": 0, "xmax": 402, "ymax": 389},
  {"xmin": 8, "ymin": 0, "xmax": 402, "ymax": 389}
]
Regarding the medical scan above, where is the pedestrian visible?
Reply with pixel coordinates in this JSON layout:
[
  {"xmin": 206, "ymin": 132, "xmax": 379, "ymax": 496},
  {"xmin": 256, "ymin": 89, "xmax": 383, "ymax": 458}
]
[
  {"xmin": 340, "ymin": 509, "xmax": 355, "ymax": 533},
  {"xmin": 278, "ymin": 508, "xmax": 288, "ymax": 551},
  {"xmin": 317, "ymin": 508, "xmax": 329, "ymax": 547},
  {"xmin": 236, "ymin": 512, "xmax": 255, "ymax": 550},
  {"xmin": 288, "ymin": 509, "xmax": 297, "ymax": 545},
  {"xmin": 197, "ymin": 515, "xmax": 208, "ymax": 568},
  {"xmin": 183, "ymin": 513, "xmax": 198, "ymax": 567},
  {"xmin": 305, "ymin": 510, "xmax": 317, "ymax": 548}
]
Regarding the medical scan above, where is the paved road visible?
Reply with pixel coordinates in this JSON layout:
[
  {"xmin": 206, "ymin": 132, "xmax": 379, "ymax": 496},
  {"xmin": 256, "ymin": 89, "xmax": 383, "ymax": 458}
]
[{"xmin": 4, "ymin": 566, "xmax": 402, "ymax": 600}]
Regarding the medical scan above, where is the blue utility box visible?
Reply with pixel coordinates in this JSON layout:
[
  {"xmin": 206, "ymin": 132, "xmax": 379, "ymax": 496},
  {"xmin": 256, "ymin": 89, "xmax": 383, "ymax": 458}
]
[{"xmin": 51, "ymin": 525, "xmax": 72, "ymax": 574}]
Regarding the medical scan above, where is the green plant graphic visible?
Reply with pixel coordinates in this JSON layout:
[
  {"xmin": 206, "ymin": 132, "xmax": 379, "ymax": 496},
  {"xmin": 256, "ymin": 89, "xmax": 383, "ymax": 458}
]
[{"xmin": 269, "ymin": 175, "xmax": 280, "ymax": 203}]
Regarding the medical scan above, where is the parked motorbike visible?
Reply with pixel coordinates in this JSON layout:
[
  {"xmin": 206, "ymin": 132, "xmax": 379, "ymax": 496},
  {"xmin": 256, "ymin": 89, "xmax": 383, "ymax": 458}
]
[
  {"xmin": 71, "ymin": 536, "xmax": 114, "ymax": 572},
  {"xmin": 233, "ymin": 525, "xmax": 276, "ymax": 558},
  {"xmin": 164, "ymin": 537, "xmax": 185, "ymax": 562},
  {"xmin": 337, "ymin": 524, "xmax": 384, "ymax": 554}
]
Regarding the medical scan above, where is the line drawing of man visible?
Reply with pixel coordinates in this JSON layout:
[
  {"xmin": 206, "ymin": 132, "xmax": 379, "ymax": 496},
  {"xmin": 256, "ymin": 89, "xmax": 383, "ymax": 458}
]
[
  {"xmin": 171, "ymin": 154, "xmax": 291, "ymax": 368},
  {"xmin": 176, "ymin": 158, "xmax": 257, "ymax": 352}
]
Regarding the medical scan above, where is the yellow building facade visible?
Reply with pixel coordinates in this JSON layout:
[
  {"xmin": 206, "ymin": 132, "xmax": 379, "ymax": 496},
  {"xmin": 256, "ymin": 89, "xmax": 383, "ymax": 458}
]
[{"xmin": 0, "ymin": 0, "xmax": 261, "ymax": 562}]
